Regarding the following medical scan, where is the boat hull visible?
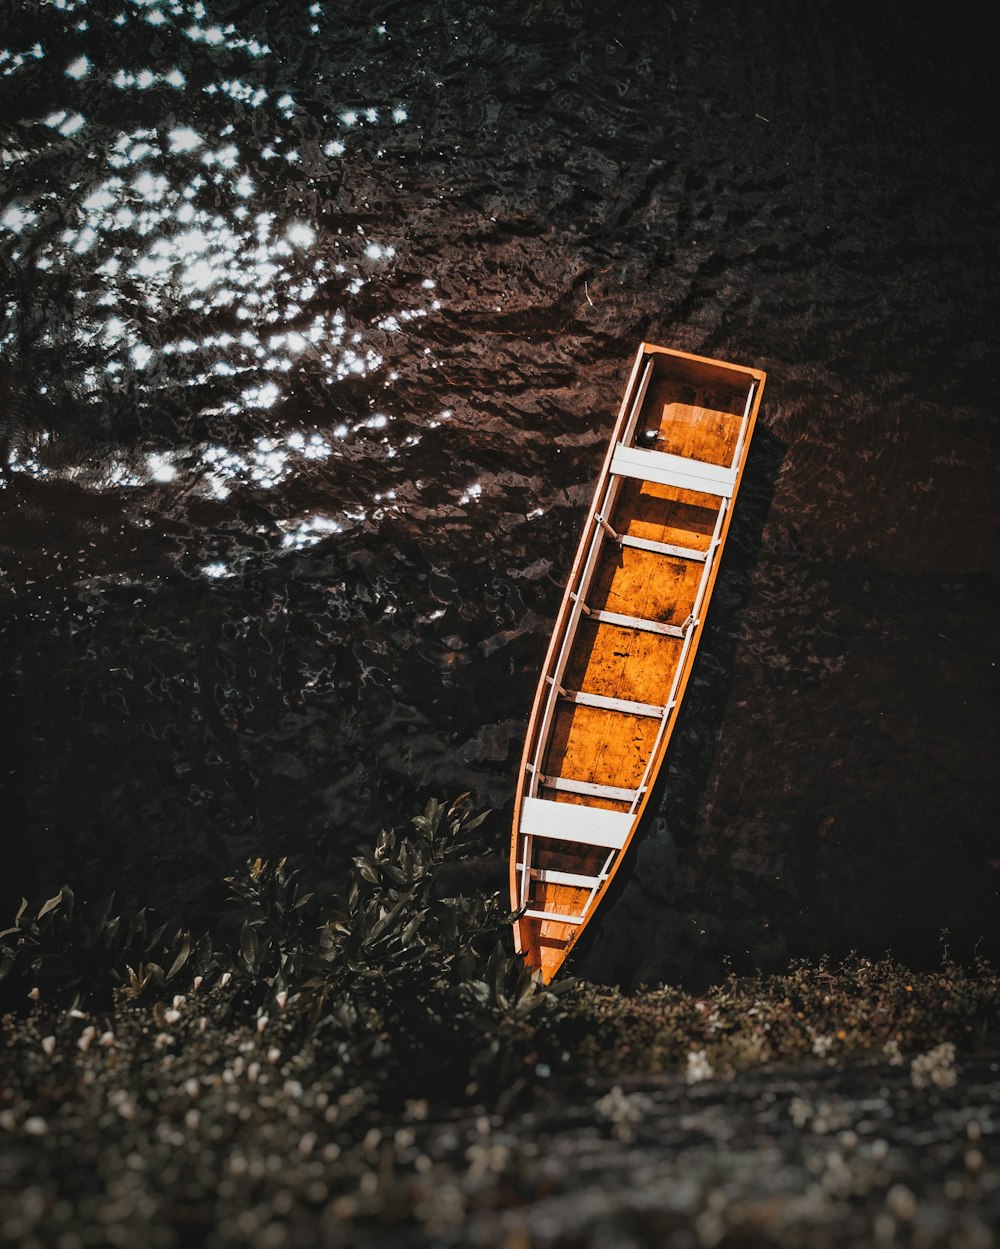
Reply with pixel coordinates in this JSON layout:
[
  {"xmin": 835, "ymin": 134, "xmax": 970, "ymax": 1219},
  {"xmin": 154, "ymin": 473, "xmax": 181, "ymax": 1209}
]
[{"xmin": 510, "ymin": 343, "xmax": 767, "ymax": 981}]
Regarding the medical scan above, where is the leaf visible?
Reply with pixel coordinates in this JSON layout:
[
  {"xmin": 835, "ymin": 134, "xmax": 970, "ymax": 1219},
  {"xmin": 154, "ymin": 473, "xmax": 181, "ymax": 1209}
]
[
  {"xmin": 166, "ymin": 935, "xmax": 192, "ymax": 981},
  {"xmin": 447, "ymin": 792, "xmax": 472, "ymax": 816},
  {"xmin": 87, "ymin": 893, "xmax": 116, "ymax": 945},
  {"xmin": 240, "ymin": 921, "xmax": 260, "ymax": 971},
  {"xmin": 489, "ymin": 946, "xmax": 508, "ymax": 999},
  {"xmin": 365, "ymin": 897, "xmax": 407, "ymax": 945},
  {"xmin": 463, "ymin": 809, "xmax": 490, "ymax": 834},
  {"xmin": 36, "ymin": 891, "xmax": 65, "ymax": 921},
  {"xmin": 354, "ymin": 860, "xmax": 380, "ymax": 886},
  {"xmin": 466, "ymin": 979, "xmax": 490, "ymax": 1006}
]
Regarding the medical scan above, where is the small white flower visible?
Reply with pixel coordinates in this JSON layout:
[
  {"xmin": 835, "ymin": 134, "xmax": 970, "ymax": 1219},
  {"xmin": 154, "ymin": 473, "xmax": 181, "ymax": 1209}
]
[
  {"xmin": 685, "ymin": 1048, "xmax": 714, "ymax": 1084},
  {"xmin": 911, "ymin": 1042, "xmax": 957, "ymax": 1090}
]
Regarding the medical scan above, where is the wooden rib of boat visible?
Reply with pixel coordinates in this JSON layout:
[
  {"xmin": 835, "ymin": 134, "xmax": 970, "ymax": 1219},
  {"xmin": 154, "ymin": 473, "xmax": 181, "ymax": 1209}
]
[{"xmin": 509, "ymin": 342, "xmax": 766, "ymax": 982}]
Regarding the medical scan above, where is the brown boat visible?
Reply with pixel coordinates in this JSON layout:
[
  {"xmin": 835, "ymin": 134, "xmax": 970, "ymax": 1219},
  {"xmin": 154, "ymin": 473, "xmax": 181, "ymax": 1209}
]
[{"xmin": 510, "ymin": 343, "xmax": 766, "ymax": 982}]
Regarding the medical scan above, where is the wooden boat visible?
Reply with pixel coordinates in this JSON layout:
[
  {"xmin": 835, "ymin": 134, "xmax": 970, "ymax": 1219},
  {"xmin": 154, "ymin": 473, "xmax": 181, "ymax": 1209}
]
[{"xmin": 510, "ymin": 343, "xmax": 766, "ymax": 982}]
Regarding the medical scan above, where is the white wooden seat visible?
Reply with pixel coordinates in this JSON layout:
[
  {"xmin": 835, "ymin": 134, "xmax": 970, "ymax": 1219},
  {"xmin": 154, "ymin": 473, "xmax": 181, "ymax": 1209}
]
[
  {"xmin": 619, "ymin": 534, "xmax": 711, "ymax": 561},
  {"xmin": 611, "ymin": 444, "xmax": 737, "ymax": 497},
  {"xmin": 564, "ymin": 688, "xmax": 669, "ymax": 719},
  {"xmin": 589, "ymin": 608, "xmax": 686, "ymax": 638},
  {"xmin": 594, "ymin": 512, "xmax": 715, "ymax": 561},
  {"xmin": 518, "ymin": 796, "xmax": 633, "ymax": 849},
  {"xmin": 517, "ymin": 864, "xmax": 609, "ymax": 889},
  {"xmin": 538, "ymin": 775, "xmax": 640, "ymax": 803}
]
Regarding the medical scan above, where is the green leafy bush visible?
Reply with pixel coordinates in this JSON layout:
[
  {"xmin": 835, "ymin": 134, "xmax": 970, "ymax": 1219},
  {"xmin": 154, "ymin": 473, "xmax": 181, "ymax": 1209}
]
[
  {"xmin": 1, "ymin": 795, "xmax": 572, "ymax": 1108},
  {"xmin": 0, "ymin": 885, "xmax": 202, "ymax": 1009},
  {"xmin": 2, "ymin": 794, "xmax": 997, "ymax": 1111}
]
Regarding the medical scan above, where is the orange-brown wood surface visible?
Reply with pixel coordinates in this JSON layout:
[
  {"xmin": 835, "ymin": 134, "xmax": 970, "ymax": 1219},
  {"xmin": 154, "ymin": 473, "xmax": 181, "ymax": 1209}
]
[{"xmin": 510, "ymin": 344, "xmax": 766, "ymax": 981}]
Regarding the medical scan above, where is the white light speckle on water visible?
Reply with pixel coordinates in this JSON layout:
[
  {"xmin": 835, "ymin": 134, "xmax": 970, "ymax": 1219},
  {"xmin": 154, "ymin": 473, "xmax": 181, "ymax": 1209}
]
[
  {"xmin": 281, "ymin": 514, "xmax": 343, "ymax": 549},
  {"xmin": 364, "ymin": 242, "xmax": 396, "ymax": 262},
  {"xmin": 189, "ymin": 24, "xmax": 225, "ymax": 46},
  {"xmin": 82, "ymin": 187, "xmax": 116, "ymax": 212},
  {"xmin": 1, "ymin": 206, "xmax": 37, "ymax": 233},
  {"xmin": 242, "ymin": 381, "xmax": 280, "ymax": 409},
  {"xmin": 287, "ymin": 223, "xmax": 315, "ymax": 247},
  {"xmin": 45, "ymin": 110, "xmax": 87, "ymax": 136},
  {"xmin": 168, "ymin": 127, "xmax": 203, "ymax": 154},
  {"xmin": 147, "ymin": 453, "xmax": 177, "ymax": 483},
  {"xmin": 2, "ymin": 17, "xmax": 436, "ymax": 472}
]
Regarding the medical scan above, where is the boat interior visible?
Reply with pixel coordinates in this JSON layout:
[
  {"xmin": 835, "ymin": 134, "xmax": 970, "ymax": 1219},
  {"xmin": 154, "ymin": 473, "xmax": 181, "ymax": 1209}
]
[{"xmin": 513, "ymin": 347, "xmax": 762, "ymax": 979}]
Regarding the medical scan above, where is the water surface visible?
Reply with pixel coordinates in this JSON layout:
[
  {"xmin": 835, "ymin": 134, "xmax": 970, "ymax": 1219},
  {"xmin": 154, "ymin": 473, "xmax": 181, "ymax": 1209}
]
[{"xmin": 2, "ymin": 0, "xmax": 998, "ymax": 986}]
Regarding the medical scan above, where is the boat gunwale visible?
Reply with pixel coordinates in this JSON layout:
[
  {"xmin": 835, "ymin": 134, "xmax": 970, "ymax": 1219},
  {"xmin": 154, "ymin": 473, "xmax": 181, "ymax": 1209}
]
[{"xmin": 510, "ymin": 343, "xmax": 766, "ymax": 979}]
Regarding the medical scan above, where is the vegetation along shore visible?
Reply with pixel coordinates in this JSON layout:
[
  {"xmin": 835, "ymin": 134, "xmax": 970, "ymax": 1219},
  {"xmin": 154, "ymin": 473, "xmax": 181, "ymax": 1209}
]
[{"xmin": 2, "ymin": 797, "xmax": 997, "ymax": 1247}]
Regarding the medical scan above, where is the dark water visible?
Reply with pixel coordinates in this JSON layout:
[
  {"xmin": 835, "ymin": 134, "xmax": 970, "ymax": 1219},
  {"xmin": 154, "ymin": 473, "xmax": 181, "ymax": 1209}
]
[{"xmin": 1, "ymin": 0, "xmax": 998, "ymax": 988}]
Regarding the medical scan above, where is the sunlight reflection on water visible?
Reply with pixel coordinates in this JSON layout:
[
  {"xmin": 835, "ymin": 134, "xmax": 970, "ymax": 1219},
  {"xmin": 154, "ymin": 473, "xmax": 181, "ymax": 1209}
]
[{"xmin": 1, "ymin": 0, "xmax": 428, "ymax": 564}]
